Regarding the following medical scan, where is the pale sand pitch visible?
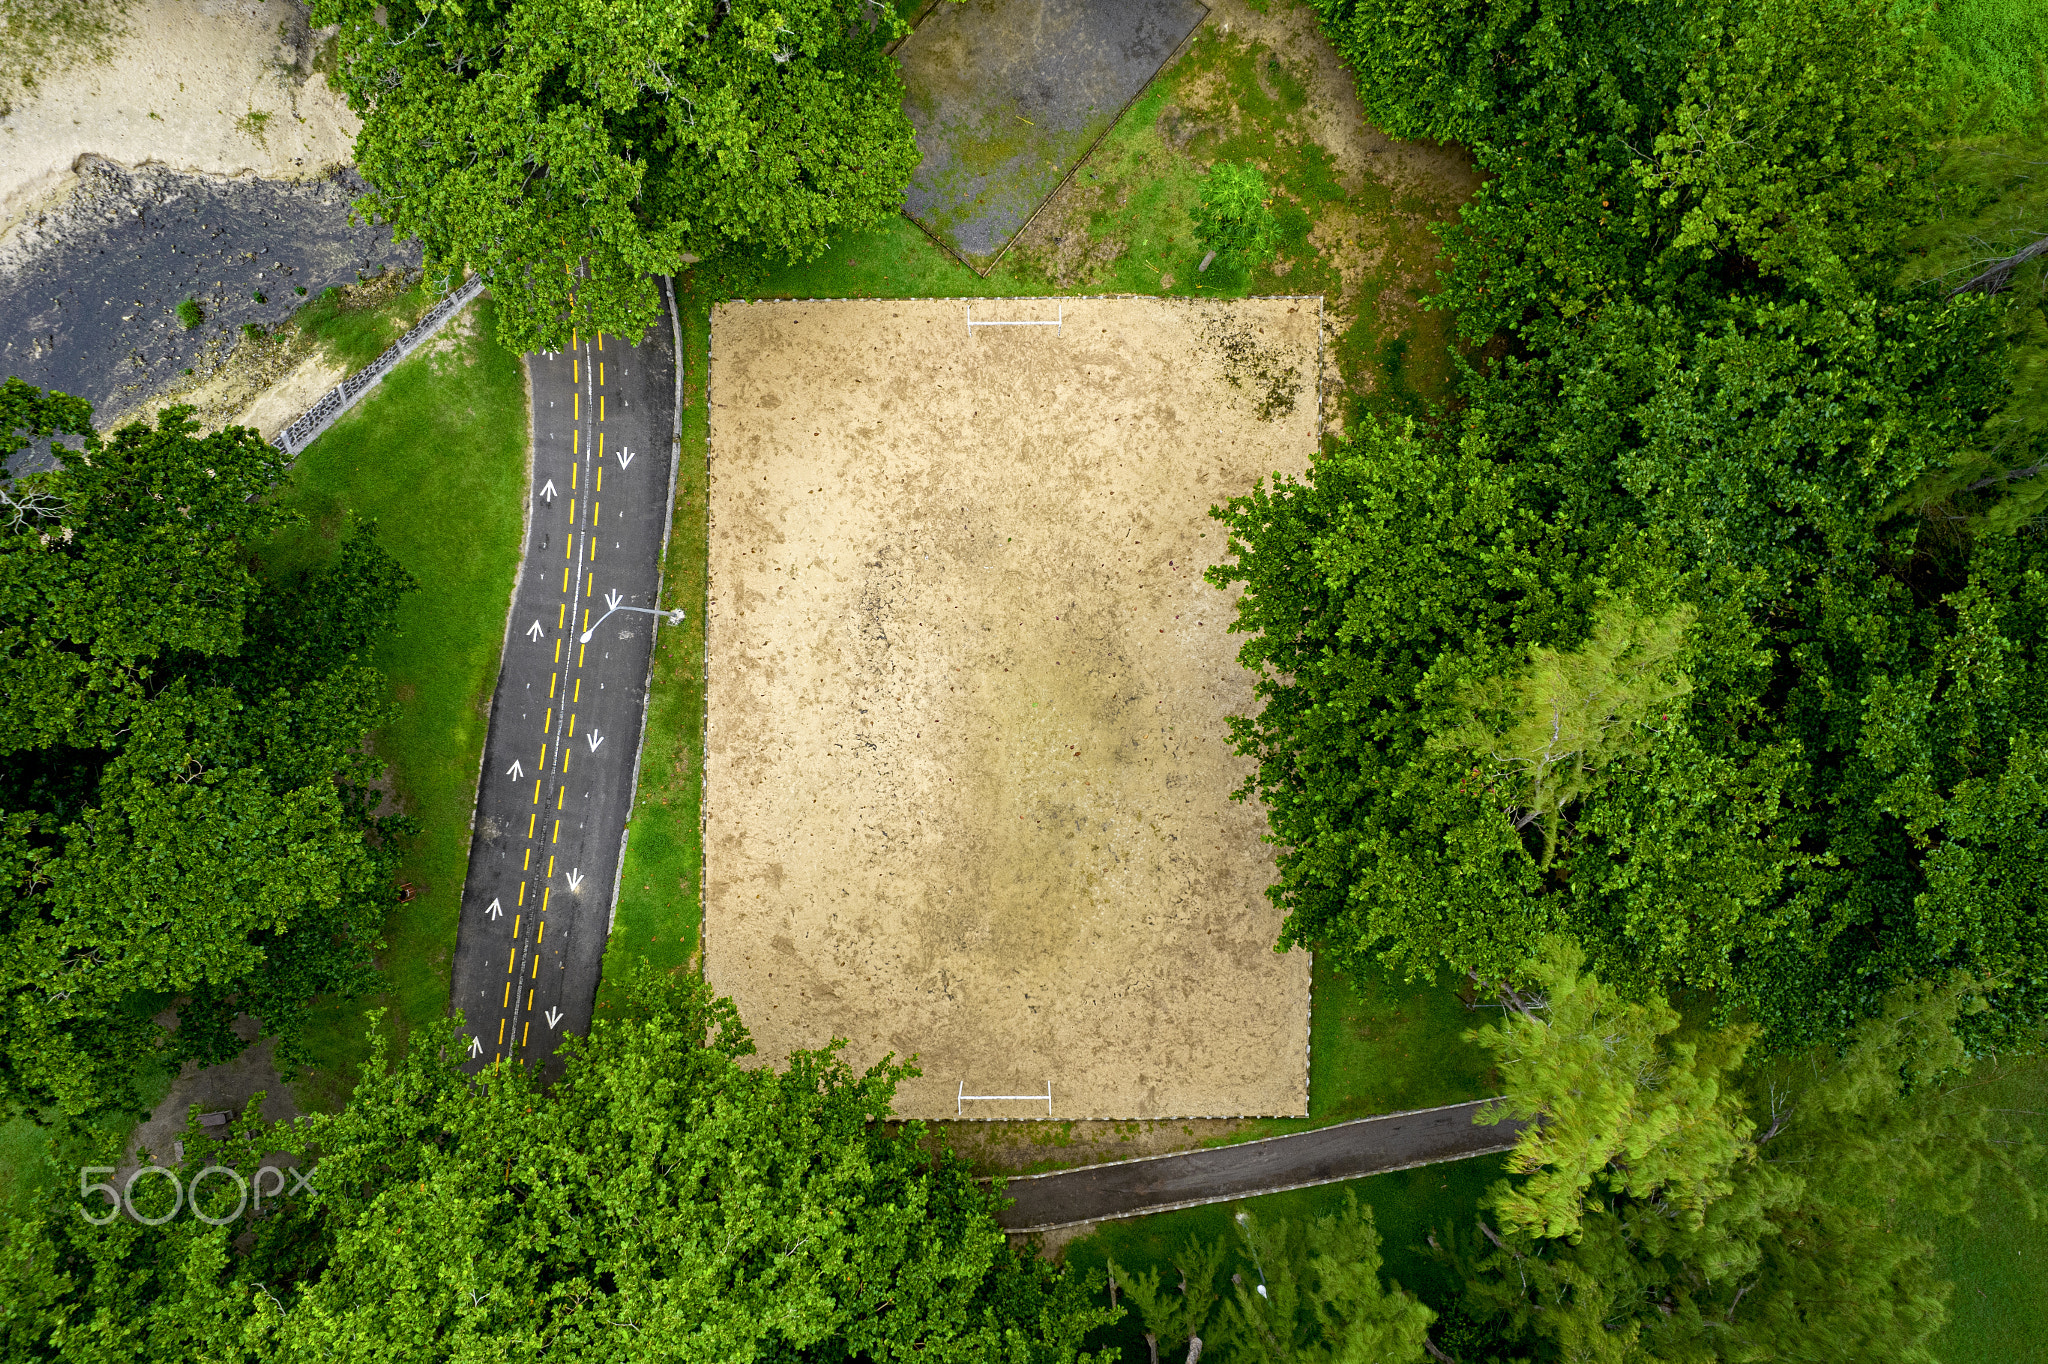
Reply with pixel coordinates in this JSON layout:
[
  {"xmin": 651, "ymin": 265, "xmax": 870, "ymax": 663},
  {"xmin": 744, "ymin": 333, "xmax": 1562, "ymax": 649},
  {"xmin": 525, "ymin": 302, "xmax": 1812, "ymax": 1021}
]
[{"xmin": 704, "ymin": 296, "xmax": 1318, "ymax": 1119}]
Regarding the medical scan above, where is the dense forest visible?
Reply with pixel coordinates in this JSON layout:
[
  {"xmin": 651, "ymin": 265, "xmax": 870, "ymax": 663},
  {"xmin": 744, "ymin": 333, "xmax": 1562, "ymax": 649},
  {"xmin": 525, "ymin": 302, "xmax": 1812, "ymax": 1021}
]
[{"xmin": 1216, "ymin": 0, "xmax": 2048, "ymax": 1051}]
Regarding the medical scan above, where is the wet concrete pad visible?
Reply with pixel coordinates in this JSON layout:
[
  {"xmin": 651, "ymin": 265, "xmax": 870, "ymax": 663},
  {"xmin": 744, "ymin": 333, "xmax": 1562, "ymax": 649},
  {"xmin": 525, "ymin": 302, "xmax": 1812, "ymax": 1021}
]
[{"xmin": 898, "ymin": 0, "xmax": 1208, "ymax": 272}]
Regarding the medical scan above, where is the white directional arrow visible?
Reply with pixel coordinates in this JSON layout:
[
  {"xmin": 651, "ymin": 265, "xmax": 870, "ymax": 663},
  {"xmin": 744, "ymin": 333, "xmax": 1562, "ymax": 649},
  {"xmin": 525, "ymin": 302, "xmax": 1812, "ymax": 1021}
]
[
  {"xmin": 580, "ymin": 587, "xmax": 685, "ymax": 641},
  {"xmin": 485, "ymin": 898, "xmax": 503, "ymax": 921},
  {"xmin": 586, "ymin": 729, "xmax": 605, "ymax": 753},
  {"xmin": 539, "ymin": 478, "xmax": 558, "ymax": 503},
  {"xmin": 526, "ymin": 619, "xmax": 544, "ymax": 641},
  {"xmin": 565, "ymin": 868, "xmax": 585, "ymax": 892},
  {"xmin": 506, "ymin": 759, "xmax": 524, "ymax": 780},
  {"xmin": 617, "ymin": 448, "xmax": 636, "ymax": 469},
  {"xmin": 467, "ymin": 1036, "xmax": 483, "ymax": 1058},
  {"xmin": 544, "ymin": 1008, "xmax": 564, "ymax": 1028}
]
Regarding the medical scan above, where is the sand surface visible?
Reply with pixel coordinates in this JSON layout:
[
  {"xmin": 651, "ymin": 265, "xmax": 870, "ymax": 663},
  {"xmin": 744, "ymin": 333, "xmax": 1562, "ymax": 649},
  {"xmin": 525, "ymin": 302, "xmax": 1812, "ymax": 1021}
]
[
  {"xmin": 705, "ymin": 296, "xmax": 1318, "ymax": 1120},
  {"xmin": 0, "ymin": 0, "xmax": 358, "ymax": 235}
]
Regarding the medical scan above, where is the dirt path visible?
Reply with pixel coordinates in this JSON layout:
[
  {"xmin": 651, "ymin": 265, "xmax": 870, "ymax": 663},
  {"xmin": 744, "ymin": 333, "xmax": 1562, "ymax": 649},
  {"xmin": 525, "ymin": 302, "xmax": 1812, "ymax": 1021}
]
[{"xmin": 997, "ymin": 1099, "xmax": 1521, "ymax": 1232}]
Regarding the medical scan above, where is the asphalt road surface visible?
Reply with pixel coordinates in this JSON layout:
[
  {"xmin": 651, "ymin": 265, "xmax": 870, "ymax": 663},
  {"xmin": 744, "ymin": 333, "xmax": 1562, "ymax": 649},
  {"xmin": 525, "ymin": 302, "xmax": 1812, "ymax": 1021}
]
[
  {"xmin": 996, "ymin": 1100, "xmax": 1523, "ymax": 1232},
  {"xmin": 449, "ymin": 293, "xmax": 678, "ymax": 1076}
]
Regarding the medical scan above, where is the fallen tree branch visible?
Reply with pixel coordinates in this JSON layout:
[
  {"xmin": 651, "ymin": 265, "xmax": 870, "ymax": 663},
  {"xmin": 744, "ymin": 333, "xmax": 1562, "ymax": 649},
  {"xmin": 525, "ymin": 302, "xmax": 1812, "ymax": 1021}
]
[{"xmin": 1948, "ymin": 233, "xmax": 2048, "ymax": 298}]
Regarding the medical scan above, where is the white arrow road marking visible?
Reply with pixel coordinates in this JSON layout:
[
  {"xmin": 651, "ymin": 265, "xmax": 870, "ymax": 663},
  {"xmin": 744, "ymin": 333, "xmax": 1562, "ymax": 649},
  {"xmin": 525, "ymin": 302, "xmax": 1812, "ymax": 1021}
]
[
  {"xmin": 586, "ymin": 730, "xmax": 605, "ymax": 753},
  {"xmin": 485, "ymin": 898, "xmax": 503, "ymax": 921},
  {"xmin": 580, "ymin": 590, "xmax": 682, "ymax": 642},
  {"xmin": 539, "ymin": 478, "xmax": 558, "ymax": 502},
  {"xmin": 526, "ymin": 619, "xmax": 544, "ymax": 641},
  {"xmin": 617, "ymin": 448, "xmax": 635, "ymax": 468},
  {"xmin": 467, "ymin": 1036, "xmax": 483, "ymax": 1058},
  {"xmin": 506, "ymin": 759, "xmax": 524, "ymax": 780},
  {"xmin": 566, "ymin": 868, "xmax": 584, "ymax": 892},
  {"xmin": 544, "ymin": 1008, "xmax": 564, "ymax": 1028}
]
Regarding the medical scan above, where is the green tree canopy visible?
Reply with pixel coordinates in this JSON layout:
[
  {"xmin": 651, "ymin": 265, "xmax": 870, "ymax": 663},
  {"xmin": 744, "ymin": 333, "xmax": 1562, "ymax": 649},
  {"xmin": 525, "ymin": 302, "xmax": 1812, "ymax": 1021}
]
[
  {"xmin": 2, "ymin": 971, "xmax": 1115, "ymax": 1362},
  {"xmin": 1432, "ymin": 947, "xmax": 2038, "ymax": 1363},
  {"xmin": 0, "ymin": 379, "xmax": 414, "ymax": 1123},
  {"xmin": 1109, "ymin": 1194, "xmax": 1433, "ymax": 1364},
  {"xmin": 1211, "ymin": 0, "xmax": 2048, "ymax": 1049},
  {"xmin": 312, "ymin": 0, "xmax": 930, "ymax": 351}
]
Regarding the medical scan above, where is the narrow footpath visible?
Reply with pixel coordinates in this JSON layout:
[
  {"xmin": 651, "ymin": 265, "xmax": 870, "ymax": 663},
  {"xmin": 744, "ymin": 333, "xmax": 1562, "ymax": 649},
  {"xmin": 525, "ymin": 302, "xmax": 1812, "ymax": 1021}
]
[
  {"xmin": 995, "ymin": 1100, "xmax": 1523, "ymax": 1233},
  {"xmin": 448, "ymin": 285, "xmax": 678, "ymax": 1074}
]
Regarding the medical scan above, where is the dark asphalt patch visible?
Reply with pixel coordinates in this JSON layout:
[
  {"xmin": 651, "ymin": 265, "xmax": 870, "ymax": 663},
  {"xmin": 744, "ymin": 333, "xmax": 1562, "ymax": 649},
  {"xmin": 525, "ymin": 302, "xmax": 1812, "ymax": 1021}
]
[
  {"xmin": 0, "ymin": 155, "xmax": 418, "ymax": 451},
  {"xmin": 897, "ymin": 0, "xmax": 1207, "ymax": 272},
  {"xmin": 997, "ymin": 1100, "xmax": 1523, "ymax": 1232}
]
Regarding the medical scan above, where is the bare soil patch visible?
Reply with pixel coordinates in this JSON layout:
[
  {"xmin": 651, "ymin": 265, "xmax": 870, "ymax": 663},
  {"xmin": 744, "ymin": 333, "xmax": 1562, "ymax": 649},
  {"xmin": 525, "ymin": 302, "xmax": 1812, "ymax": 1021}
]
[
  {"xmin": 0, "ymin": 0, "xmax": 357, "ymax": 234},
  {"xmin": 91, "ymin": 265, "xmax": 420, "ymax": 438},
  {"xmin": 704, "ymin": 296, "xmax": 1316, "ymax": 1120}
]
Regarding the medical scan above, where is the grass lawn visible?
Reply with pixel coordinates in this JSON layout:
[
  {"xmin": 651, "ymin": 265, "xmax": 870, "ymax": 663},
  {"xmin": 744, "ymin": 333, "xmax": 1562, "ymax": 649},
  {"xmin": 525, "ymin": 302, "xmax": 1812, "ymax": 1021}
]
[
  {"xmin": 295, "ymin": 274, "xmax": 443, "ymax": 369},
  {"xmin": 1221, "ymin": 957, "xmax": 1497, "ymax": 1144},
  {"xmin": 1924, "ymin": 1050, "xmax": 2048, "ymax": 1360},
  {"xmin": 255, "ymin": 294, "xmax": 529, "ymax": 1109}
]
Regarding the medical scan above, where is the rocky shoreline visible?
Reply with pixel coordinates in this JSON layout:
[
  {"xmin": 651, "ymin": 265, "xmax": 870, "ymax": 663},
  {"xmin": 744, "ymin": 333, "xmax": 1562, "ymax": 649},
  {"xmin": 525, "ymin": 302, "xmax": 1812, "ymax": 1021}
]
[{"xmin": 0, "ymin": 155, "xmax": 419, "ymax": 445}]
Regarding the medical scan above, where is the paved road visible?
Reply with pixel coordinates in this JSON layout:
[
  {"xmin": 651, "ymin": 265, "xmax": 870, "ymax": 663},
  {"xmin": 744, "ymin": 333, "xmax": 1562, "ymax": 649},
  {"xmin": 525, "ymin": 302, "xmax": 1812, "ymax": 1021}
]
[
  {"xmin": 448, "ymin": 284, "xmax": 678, "ymax": 1075},
  {"xmin": 995, "ymin": 1100, "xmax": 1523, "ymax": 1233}
]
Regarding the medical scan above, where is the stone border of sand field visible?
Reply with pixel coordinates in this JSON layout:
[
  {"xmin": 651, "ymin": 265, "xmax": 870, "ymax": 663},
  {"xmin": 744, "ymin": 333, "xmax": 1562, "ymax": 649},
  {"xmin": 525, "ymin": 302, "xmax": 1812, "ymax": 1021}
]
[{"xmin": 704, "ymin": 293, "xmax": 1322, "ymax": 1121}]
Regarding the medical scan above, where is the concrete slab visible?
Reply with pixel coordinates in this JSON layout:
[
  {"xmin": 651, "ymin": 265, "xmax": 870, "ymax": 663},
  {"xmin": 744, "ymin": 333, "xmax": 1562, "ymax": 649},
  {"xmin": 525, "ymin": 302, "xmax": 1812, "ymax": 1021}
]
[{"xmin": 898, "ymin": 0, "xmax": 1208, "ymax": 272}]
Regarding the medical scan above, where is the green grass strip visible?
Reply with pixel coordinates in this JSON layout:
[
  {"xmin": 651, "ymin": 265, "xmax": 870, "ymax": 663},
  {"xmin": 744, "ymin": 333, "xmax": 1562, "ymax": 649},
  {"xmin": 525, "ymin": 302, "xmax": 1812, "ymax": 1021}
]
[
  {"xmin": 258, "ymin": 296, "xmax": 529, "ymax": 1109},
  {"xmin": 1924, "ymin": 1051, "xmax": 2048, "ymax": 1359},
  {"xmin": 600, "ymin": 285, "xmax": 711, "ymax": 999}
]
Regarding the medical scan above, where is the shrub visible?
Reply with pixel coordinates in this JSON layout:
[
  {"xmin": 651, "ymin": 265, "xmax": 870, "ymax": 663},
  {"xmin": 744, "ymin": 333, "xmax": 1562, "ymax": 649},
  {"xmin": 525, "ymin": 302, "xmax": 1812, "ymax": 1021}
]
[
  {"xmin": 176, "ymin": 298, "xmax": 203, "ymax": 329},
  {"xmin": 1191, "ymin": 161, "xmax": 1279, "ymax": 269}
]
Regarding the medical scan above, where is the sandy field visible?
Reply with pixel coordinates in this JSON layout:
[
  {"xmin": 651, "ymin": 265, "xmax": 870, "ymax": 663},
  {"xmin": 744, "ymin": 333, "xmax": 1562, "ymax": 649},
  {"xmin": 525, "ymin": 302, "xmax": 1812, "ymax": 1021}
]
[
  {"xmin": 0, "ymin": 0, "xmax": 358, "ymax": 235},
  {"xmin": 704, "ymin": 295, "xmax": 1318, "ymax": 1120}
]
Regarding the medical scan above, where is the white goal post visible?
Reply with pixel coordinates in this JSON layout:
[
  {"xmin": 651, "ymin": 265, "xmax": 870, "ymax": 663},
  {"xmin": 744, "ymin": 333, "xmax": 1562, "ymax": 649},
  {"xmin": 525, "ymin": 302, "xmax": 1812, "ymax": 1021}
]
[
  {"xmin": 966, "ymin": 301, "xmax": 1062, "ymax": 332},
  {"xmin": 958, "ymin": 1080, "xmax": 1054, "ymax": 1116}
]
